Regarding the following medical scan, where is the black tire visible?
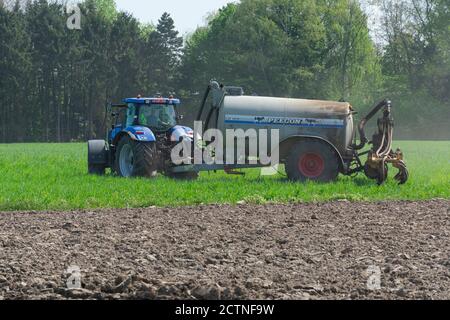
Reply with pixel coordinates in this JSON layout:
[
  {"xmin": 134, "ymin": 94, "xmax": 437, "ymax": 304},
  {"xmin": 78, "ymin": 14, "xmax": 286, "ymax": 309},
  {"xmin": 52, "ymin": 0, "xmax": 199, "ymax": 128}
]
[
  {"xmin": 285, "ymin": 140, "xmax": 340, "ymax": 182},
  {"xmin": 114, "ymin": 136, "xmax": 157, "ymax": 178},
  {"xmin": 168, "ymin": 171, "xmax": 199, "ymax": 180},
  {"xmin": 87, "ymin": 140, "xmax": 107, "ymax": 176},
  {"xmin": 88, "ymin": 164, "xmax": 105, "ymax": 175}
]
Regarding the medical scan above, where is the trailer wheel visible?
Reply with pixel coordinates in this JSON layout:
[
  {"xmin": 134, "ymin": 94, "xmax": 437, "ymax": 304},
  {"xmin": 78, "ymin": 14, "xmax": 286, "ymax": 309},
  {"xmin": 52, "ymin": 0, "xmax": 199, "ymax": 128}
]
[
  {"xmin": 285, "ymin": 140, "xmax": 339, "ymax": 182},
  {"xmin": 115, "ymin": 136, "xmax": 157, "ymax": 178}
]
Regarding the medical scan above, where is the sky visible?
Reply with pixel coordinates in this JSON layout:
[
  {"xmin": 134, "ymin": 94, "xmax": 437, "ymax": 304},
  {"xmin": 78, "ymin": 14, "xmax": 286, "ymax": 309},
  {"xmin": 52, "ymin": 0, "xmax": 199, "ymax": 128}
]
[{"xmin": 114, "ymin": 0, "xmax": 236, "ymax": 36}]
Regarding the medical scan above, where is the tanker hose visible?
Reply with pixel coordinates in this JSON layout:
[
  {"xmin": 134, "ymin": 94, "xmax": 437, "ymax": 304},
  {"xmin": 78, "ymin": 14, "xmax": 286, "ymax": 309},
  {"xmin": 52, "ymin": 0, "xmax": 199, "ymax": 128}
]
[
  {"xmin": 196, "ymin": 84, "xmax": 212, "ymax": 121},
  {"xmin": 352, "ymin": 99, "xmax": 391, "ymax": 151}
]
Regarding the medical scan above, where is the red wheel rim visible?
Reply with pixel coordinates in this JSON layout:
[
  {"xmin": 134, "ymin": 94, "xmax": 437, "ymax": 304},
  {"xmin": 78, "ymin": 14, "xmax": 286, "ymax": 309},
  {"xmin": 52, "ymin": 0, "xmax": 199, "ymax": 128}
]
[{"xmin": 298, "ymin": 153, "xmax": 325, "ymax": 178}]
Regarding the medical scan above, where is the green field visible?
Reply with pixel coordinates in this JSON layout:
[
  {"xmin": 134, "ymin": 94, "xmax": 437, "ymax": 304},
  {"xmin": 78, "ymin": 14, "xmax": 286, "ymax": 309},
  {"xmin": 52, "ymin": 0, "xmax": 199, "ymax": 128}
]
[{"xmin": 0, "ymin": 142, "xmax": 449, "ymax": 211}]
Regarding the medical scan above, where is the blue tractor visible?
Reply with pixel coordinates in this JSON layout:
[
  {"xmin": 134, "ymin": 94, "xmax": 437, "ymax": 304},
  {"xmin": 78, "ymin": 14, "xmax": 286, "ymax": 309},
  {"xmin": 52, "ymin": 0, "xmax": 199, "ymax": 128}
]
[{"xmin": 87, "ymin": 96, "xmax": 197, "ymax": 179}]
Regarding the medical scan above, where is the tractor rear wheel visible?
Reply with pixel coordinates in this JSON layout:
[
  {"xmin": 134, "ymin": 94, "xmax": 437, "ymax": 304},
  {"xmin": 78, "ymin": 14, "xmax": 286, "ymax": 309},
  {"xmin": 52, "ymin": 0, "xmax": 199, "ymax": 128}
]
[
  {"xmin": 285, "ymin": 140, "xmax": 340, "ymax": 183},
  {"xmin": 115, "ymin": 136, "xmax": 157, "ymax": 178}
]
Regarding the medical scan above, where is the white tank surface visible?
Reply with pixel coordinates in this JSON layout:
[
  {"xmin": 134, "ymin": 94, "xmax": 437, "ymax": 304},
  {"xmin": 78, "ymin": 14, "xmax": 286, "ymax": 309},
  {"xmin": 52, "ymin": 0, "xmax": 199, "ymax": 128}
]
[
  {"xmin": 219, "ymin": 96, "xmax": 352, "ymax": 132},
  {"xmin": 222, "ymin": 95, "xmax": 352, "ymax": 118}
]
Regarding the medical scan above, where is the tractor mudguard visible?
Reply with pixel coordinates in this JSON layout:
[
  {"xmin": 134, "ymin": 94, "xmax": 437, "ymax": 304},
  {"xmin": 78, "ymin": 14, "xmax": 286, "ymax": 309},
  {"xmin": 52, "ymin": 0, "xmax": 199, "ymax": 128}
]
[{"xmin": 109, "ymin": 125, "xmax": 123, "ymax": 143}]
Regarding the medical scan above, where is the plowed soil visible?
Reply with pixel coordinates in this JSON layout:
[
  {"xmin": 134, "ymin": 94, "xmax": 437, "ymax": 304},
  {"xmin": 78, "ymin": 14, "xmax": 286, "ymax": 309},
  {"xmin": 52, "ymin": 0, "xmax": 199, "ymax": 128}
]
[{"xmin": 1, "ymin": 200, "xmax": 449, "ymax": 300}]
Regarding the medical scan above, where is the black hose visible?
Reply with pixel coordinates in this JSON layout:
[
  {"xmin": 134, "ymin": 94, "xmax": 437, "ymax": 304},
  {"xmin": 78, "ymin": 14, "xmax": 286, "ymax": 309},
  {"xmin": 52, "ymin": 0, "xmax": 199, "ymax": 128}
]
[
  {"xmin": 196, "ymin": 84, "xmax": 212, "ymax": 121},
  {"xmin": 353, "ymin": 99, "xmax": 391, "ymax": 150},
  {"xmin": 204, "ymin": 108, "xmax": 215, "ymax": 132},
  {"xmin": 103, "ymin": 102, "xmax": 110, "ymax": 139}
]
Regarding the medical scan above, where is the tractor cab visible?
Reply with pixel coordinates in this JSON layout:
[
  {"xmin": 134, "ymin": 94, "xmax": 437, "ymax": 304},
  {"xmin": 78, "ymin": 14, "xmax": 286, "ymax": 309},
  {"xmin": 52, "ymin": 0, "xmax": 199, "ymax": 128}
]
[
  {"xmin": 108, "ymin": 96, "xmax": 183, "ymax": 145},
  {"xmin": 122, "ymin": 97, "xmax": 181, "ymax": 132}
]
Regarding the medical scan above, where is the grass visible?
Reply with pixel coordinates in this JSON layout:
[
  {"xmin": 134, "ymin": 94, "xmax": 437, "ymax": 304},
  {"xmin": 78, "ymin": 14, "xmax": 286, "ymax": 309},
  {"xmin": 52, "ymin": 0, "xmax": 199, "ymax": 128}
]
[{"xmin": 0, "ymin": 141, "xmax": 449, "ymax": 211}]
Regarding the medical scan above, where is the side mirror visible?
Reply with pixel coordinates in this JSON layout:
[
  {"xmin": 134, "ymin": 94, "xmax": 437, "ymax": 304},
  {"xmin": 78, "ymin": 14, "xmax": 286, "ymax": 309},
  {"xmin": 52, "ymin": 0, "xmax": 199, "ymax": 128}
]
[{"xmin": 178, "ymin": 115, "xmax": 184, "ymax": 121}]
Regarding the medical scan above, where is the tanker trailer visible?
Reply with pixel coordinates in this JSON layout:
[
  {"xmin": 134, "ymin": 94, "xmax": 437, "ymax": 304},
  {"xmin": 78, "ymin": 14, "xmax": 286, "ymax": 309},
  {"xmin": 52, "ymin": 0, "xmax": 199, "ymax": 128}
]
[{"xmin": 170, "ymin": 81, "xmax": 408, "ymax": 185}]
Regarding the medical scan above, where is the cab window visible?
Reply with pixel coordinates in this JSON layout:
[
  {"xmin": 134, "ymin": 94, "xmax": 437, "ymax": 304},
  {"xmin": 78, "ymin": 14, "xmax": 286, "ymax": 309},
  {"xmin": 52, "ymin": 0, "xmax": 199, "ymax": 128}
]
[{"xmin": 126, "ymin": 104, "xmax": 137, "ymax": 127}]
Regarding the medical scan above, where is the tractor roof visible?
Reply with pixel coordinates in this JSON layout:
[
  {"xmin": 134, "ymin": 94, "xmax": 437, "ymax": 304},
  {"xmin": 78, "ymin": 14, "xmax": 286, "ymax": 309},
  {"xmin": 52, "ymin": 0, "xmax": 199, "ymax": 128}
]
[{"xmin": 123, "ymin": 97, "xmax": 181, "ymax": 105}]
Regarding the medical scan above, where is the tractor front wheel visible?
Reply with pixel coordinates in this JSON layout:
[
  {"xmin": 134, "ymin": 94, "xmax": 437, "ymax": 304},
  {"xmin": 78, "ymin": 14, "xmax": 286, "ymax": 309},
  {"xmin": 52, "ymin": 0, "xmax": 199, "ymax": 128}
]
[
  {"xmin": 285, "ymin": 140, "xmax": 340, "ymax": 183},
  {"xmin": 115, "ymin": 136, "xmax": 157, "ymax": 178},
  {"xmin": 88, "ymin": 140, "xmax": 107, "ymax": 176}
]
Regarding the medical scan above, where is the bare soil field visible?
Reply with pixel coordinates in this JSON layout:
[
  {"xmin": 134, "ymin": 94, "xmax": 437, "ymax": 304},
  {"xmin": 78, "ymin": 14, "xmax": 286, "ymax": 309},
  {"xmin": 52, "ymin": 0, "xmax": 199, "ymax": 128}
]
[{"xmin": 0, "ymin": 200, "xmax": 449, "ymax": 300}]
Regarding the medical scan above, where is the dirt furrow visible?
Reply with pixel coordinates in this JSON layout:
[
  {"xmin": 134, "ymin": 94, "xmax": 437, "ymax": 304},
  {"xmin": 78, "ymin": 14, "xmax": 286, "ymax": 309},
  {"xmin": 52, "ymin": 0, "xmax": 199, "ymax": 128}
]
[{"xmin": 0, "ymin": 200, "xmax": 449, "ymax": 300}]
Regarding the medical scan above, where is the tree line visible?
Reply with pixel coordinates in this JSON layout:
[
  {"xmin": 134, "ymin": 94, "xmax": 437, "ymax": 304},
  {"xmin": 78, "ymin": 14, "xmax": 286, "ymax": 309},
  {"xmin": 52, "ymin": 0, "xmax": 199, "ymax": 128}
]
[{"xmin": 0, "ymin": 0, "xmax": 448, "ymax": 142}]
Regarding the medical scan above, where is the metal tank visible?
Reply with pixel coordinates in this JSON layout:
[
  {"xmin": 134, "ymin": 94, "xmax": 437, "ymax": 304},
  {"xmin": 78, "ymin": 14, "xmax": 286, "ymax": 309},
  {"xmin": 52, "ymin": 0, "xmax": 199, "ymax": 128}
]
[{"xmin": 217, "ymin": 95, "xmax": 355, "ymax": 161}]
